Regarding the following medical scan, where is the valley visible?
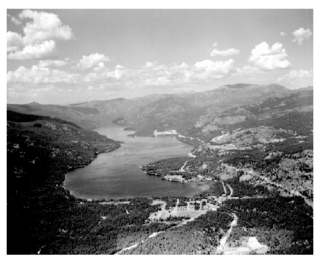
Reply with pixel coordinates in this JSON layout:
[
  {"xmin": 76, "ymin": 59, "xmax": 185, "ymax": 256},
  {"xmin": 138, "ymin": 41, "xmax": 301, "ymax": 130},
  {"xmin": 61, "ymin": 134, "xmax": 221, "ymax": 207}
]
[{"xmin": 7, "ymin": 84, "xmax": 313, "ymax": 255}]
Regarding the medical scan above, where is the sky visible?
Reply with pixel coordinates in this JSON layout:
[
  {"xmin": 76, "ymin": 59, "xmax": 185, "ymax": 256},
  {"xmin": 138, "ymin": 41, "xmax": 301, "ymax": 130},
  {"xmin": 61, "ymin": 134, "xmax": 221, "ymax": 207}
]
[{"xmin": 7, "ymin": 9, "xmax": 313, "ymax": 104}]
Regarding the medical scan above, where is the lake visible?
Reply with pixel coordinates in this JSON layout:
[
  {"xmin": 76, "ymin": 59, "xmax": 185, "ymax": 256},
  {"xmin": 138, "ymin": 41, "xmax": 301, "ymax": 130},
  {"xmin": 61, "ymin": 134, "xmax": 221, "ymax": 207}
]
[{"xmin": 64, "ymin": 124, "xmax": 206, "ymax": 200}]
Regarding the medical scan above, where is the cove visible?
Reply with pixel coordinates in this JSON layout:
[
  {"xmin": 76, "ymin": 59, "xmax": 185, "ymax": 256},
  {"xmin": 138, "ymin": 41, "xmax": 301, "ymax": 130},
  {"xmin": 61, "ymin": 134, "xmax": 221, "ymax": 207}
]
[{"xmin": 64, "ymin": 124, "xmax": 205, "ymax": 200}]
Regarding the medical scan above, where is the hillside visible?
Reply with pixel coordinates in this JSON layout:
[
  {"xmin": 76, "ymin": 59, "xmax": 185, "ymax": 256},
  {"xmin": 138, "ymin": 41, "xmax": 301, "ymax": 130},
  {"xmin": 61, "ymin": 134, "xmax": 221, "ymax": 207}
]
[
  {"xmin": 7, "ymin": 111, "xmax": 121, "ymax": 254},
  {"xmin": 139, "ymin": 88, "xmax": 313, "ymax": 254},
  {"xmin": 8, "ymin": 84, "xmax": 293, "ymax": 136},
  {"xmin": 119, "ymin": 84, "xmax": 294, "ymax": 136},
  {"xmin": 7, "ymin": 84, "xmax": 313, "ymax": 254},
  {"xmin": 186, "ymin": 88, "xmax": 313, "ymax": 142}
]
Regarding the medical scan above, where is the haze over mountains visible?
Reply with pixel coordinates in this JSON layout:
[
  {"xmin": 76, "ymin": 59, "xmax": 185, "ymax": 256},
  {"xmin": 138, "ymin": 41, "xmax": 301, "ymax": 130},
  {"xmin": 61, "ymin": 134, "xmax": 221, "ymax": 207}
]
[{"xmin": 8, "ymin": 83, "xmax": 308, "ymax": 138}]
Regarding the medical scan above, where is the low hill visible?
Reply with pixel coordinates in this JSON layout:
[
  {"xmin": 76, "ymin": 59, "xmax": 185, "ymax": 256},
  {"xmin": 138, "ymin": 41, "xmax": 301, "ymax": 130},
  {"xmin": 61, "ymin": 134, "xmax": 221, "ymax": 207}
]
[{"xmin": 7, "ymin": 111, "xmax": 121, "ymax": 254}]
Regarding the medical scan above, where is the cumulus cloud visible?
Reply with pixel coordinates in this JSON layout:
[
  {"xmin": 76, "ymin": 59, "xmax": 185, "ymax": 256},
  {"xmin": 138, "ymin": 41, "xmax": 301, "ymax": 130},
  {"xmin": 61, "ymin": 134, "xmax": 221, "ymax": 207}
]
[
  {"xmin": 7, "ymin": 65, "xmax": 79, "ymax": 84},
  {"xmin": 7, "ymin": 9, "xmax": 73, "ymax": 59},
  {"xmin": 210, "ymin": 43, "xmax": 240, "ymax": 57},
  {"xmin": 292, "ymin": 28, "xmax": 312, "ymax": 45},
  {"xmin": 7, "ymin": 40, "xmax": 56, "ymax": 60},
  {"xmin": 249, "ymin": 42, "xmax": 291, "ymax": 70},
  {"xmin": 278, "ymin": 69, "xmax": 313, "ymax": 82},
  {"xmin": 11, "ymin": 16, "xmax": 22, "ymax": 25},
  {"xmin": 142, "ymin": 61, "xmax": 164, "ymax": 69},
  {"xmin": 7, "ymin": 56, "xmax": 235, "ymax": 88},
  {"xmin": 194, "ymin": 59, "xmax": 234, "ymax": 74},
  {"xmin": 280, "ymin": 32, "xmax": 287, "ymax": 36},
  {"xmin": 7, "ymin": 31, "xmax": 23, "ymax": 52},
  {"xmin": 210, "ymin": 48, "xmax": 240, "ymax": 57},
  {"xmin": 38, "ymin": 59, "xmax": 68, "ymax": 68},
  {"xmin": 234, "ymin": 65, "xmax": 265, "ymax": 76},
  {"xmin": 77, "ymin": 53, "xmax": 109, "ymax": 69},
  {"xmin": 18, "ymin": 9, "xmax": 73, "ymax": 45}
]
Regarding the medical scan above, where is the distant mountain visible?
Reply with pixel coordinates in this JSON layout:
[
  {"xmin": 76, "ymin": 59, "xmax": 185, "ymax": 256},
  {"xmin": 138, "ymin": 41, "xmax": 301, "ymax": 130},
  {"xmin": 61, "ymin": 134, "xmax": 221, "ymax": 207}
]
[
  {"xmin": 123, "ymin": 84, "xmax": 293, "ymax": 136},
  {"xmin": 295, "ymin": 86, "xmax": 313, "ymax": 92},
  {"xmin": 187, "ymin": 89, "xmax": 313, "ymax": 142},
  {"xmin": 8, "ymin": 83, "xmax": 294, "ymax": 135}
]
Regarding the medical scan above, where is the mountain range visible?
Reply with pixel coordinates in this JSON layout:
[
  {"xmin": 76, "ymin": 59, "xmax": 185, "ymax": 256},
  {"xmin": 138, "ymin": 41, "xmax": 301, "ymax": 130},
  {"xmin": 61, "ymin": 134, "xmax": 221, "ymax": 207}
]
[{"xmin": 8, "ymin": 83, "xmax": 305, "ymax": 137}]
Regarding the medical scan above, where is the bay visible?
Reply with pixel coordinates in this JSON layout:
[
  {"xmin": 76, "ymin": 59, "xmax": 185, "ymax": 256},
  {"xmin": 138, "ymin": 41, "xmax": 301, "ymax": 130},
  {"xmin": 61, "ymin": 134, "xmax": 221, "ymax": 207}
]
[{"xmin": 64, "ymin": 124, "xmax": 205, "ymax": 200}]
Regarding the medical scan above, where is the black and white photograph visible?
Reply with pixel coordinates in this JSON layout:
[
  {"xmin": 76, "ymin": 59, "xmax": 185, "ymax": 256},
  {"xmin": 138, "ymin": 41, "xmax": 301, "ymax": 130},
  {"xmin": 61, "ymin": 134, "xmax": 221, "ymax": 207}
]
[{"xmin": 5, "ymin": 2, "xmax": 316, "ymax": 256}]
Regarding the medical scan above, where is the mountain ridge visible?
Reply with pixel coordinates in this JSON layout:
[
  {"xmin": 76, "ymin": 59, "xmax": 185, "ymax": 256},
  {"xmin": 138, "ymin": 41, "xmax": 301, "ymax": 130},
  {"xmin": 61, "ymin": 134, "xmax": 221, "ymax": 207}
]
[{"xmin": 8, "ymin": 83, "xmax": 295, "ymax": 135}]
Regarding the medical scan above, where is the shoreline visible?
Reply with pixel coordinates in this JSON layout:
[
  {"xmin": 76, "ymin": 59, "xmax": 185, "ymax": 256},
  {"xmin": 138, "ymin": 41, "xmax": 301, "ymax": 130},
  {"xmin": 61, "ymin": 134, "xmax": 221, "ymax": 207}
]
[{"xmin": 64, "ymin": 126, "xmax": 206, "ymax": 202}]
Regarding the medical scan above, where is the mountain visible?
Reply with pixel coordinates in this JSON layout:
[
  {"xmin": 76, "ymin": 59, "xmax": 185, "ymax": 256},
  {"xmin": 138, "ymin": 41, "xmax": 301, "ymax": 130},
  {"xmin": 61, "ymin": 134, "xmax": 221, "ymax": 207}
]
[
  {"xmin": 7, "ymin": 110, "xmax": 121, "ymax": 254},
  {"xmin": 8, "ymin": 84, "xmax": 293, "ymax": 136},
  {"xmin": 187, "ymin": 88, "xmax": 313, "ymax": 141},
  {"xmin": 7, "ymin": 84, "xmax": 313, "ymax": 254},
  {"xmin": 139, "ymin": 88, "xmax": 313, "ymax": 254},
  {"xmin": 122, "ymin": 84, "xmax": 293, "ymax": 136}
]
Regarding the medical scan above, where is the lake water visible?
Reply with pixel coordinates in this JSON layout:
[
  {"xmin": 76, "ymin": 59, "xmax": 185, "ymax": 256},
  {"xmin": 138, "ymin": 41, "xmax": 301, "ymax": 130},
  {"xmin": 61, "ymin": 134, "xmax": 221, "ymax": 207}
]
[{"xmin": 64, "ymin": 124, "xmax": 205, "ymax": 200}]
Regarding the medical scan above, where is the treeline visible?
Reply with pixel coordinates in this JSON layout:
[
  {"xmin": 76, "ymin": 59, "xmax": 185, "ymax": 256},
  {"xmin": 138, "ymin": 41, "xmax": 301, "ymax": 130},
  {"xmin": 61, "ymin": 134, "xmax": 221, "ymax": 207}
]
[
  {"xmin": 222, "ymin": 196, "xmax": 313, "ymax": 254},
  {"xmin": 225, "ymin": 177, "xmax": 273, "ymax": 197},
  {"xmin": 8, "ymin": 115, "xmax": 167, "ymax": 254}
]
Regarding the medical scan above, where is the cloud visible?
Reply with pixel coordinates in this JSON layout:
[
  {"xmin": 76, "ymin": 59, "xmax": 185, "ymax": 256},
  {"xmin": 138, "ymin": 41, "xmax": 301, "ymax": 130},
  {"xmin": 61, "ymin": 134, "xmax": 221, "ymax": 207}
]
[
  {"xmin": 234, "ymin": 65, "xmax": 265, "ymax": 76},
  {"xmin": 38, "ymin": 59, "xmax": 68, "ymax": 68},
  {"xmin": 190, "ymin": 59, "xmax": 235, "ymax": 80},
  {"xmin": 142, "ymin": 61, "xmax": 165, "ymax": 69},
  {"xmin": 210, "ymin": 48, "xmax": 240, "ymax": 57},
  {"xmin": 7, "ymin": 9, "xmax": 73, "ymax": 59},
  {"xmin": 76, "ymin": 53, "xmax": 109, "ymax": 69},
  {"xmin": 210, "ymin": 42, "xmax": 240, "ymax": 57},
  {"xmin": 249, "ymin": 42, "xmax": 291, "ymax": 70},
  {"xmin": 280, "ymin": 32, "xmax": 287, "ymax": 36},
  {"xmin": 11, "ymin": 16, "xmax": 22, "ymax": 25},
  {"xmin": 7, "ymin": 40, "xmax": 56, "ymax": 60},
  {"xmin": 7, "ymin": 57, "xmax": 234, "ymax": 88},
  {"xmin": 194, "ymin": 59, "xmax": 234, "ymax": 74},
  {"xmin": 7, "ymin": 65, "xmax": 79, "ymax": 84},
  {"xmin": 278, "ymin": 69, "xmax": 313, "ymax": 82},
  {"xmin": 7, "ymin": 31, "xmax": 23, "ymax": 52},
  {"xmin": 18, "ymin": 9, "xmax": 73, "ymax": 45},
  {"xmin": 292, "ymin": 28, "xmax": 312, "ymax": 45}
]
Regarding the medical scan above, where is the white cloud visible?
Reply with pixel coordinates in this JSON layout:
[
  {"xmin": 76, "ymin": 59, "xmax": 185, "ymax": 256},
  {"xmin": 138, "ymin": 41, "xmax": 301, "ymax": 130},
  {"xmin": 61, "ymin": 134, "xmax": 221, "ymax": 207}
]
[
  {"xmin": 142, "ymin": 61, "xmax": 160, "ymax": 69},
  {"xmin": 7, "ymin": 57, "xmax": 233, "ymax": 89},
  {"xmin": 249, "ymin": 42, "xmax": 291, "ymax": 70},
  {"xmin": 7, "ymin": 9, "xmax": 73, "ymax": 59},
  {"xmin": 38, "ymin": 59, "xmax": 67, "ymax": 68},
  {"xmin": 7, "ymin": 65, "xmax": 79, "ymax": 84},
  {"xmin": 173, "ymin": 63, "xmax": 188, "ymax": 69},
  {"xmin": 234, "ymin": 65, "xmax": 265, "ymax": 76},
  {"xmin": 143, "ymin": 76, "xmax": 171, "ymax": 86},
  {"xmin": 194, "ymin": 59, "xmax": 235, "ymax": 74},
  {"xmin": 7, "ymin": 31, "xmax": 23, "ymax": 52},
  {"xmin": 210, "ymin": 48, "xmax": 240, "ymax": 57},
  {"xmin": 210, "ymin": 42, "xmax": 240, "ymax": 57},
  {"xmin": 11, "ymin": 16, "xmax": 22, "ymax": 25},
  {"xmin": 77, "ymin": 53, "xmax": 109, "ymax": 69},
  {"xmin": 278, "ymin": 69, "xmax": 313, "ymax": 82},
  {"xmin": 292, "ymin": 28, "xmax": 312, "ymax": 45},
  {"xmin": 280, "ymin": 32, "xmax": 287, "ymax": 37},
  {"xmin": 19, "ymin": 9, "xmax": 73, "ymax": 45},
  {"xmin": 7, "ymin": 40, "xmax": 56, "ymax": 60}
]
